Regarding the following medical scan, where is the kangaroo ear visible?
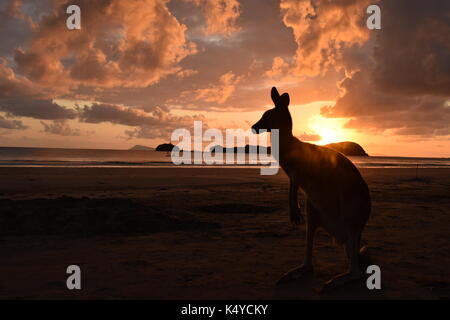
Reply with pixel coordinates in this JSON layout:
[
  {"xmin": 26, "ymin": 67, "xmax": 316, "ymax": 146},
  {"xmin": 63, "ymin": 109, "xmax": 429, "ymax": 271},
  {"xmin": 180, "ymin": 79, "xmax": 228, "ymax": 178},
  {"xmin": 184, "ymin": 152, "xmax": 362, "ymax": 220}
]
[
  {"xmin": 271, "ymin": 87, "xmax": 280, "ymax": 105},
  {"xmin": 279, "ymin": 93, "xmax": 290, "ymax": 108}
]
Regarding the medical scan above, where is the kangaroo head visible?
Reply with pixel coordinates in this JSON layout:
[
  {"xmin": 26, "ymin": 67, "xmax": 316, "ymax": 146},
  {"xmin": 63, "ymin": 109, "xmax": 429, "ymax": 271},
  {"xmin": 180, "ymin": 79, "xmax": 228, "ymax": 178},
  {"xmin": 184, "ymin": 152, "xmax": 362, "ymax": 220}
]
[{"xmin": 252, "ymin": 87, "xmax": 292, "ymax": 135}]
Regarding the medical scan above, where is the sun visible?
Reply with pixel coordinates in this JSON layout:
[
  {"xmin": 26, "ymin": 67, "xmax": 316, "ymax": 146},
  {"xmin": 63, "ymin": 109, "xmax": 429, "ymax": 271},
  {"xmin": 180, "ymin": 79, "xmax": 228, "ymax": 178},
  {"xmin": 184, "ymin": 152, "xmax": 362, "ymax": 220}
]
[
  {"xmin": 307, "ymin": 116, "xmax": 349, "ymax": 145},
  {"xmin": 314, "ymin": 127, "xmax": 340, "ymax": 145}
]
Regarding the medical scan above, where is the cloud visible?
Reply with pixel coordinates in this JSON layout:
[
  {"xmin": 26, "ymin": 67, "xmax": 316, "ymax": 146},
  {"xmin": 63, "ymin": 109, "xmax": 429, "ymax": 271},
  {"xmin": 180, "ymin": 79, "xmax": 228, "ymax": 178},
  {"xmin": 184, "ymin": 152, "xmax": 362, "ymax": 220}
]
[
  {"xmin": 0, "ymin": 58, "xmax": 37, "ymax": 98},
  {"xmin": 370, "ymin": 0, "xmax": 450, "ymax": 96},
  {"xmin": 79, "ymin": 103, "xmax": 205, "ymax": 139},
  {"xmin": 0, "ymin": 0, "xmax": 25, "ymax": 28},
  {"xmin": 279, "ymin": 0, "xmax": 372, "ymax": 77},
  {"xmin": 265, "ymin": 57, "xmax": 290, "ymax": 79},
  {"xmin": 80, "ymin": 103, "xmax": 165, "ymax": 127},
  {"xmin": 298, "ymin": 132, "xmax": 321, "ymax": 142},
  {"xmin": 0, "ymin": 98, "xmax": 77, "ymax": 120},
  {"xmin": 2, "ymin": 0, "xmax": 320, "ymax": 113},
  {"xmin": 0, "ymin": 57, "xmax": 78, "ymax": 120},
  {"xmin": 321, "ymin": 0, "xmax": 450, "ymax": 138},
  {"xmin": 0, "ymin": 114, "xmax": 27, "ymax": 130},
  {"xmin": 176, "ymin": 69, "xmax": 199, "ymax": 79},
  {"xmin": 0, "ymin": 0, "xmax": 24, "ymax": 27},
  {"xmin": 180, "ymin": 71, "xmax": 243, "ymax": 105},
  {"xmin": 10, "ymin": 0, "xmax": 197, "ymax": 92},
  {"xmin": 40, "ymin": 120, "xmax": 81, "ymax": 136},
  {"xmin": 321, "ymin": 72, "xmax": 450, "ymax": 137},
  {"xmin": 330, "ymin": 88, "xmax": 450, "ymax": 137},
  {"xmin": 186, "ymin": 0, "xmax": 241, "ymax": 36}
]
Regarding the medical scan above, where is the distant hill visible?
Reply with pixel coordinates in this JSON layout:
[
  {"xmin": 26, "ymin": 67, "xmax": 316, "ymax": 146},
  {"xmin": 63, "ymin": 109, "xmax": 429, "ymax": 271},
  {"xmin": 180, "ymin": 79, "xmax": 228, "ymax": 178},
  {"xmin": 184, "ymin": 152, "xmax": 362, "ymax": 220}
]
[
  {"xmin": 210, "ymin": 141, "xmax": 368, "ymax": 157},
  {"xmin": 324, "ymin": 142, "xmax": 369, "ymax": 156},
  {"xmin": 129, "ymin": 145, "xmax": 154, "ymax": 151},
  {"xmin": 156, "ymin": 143, "xmax": 179, "ymax": 152}
]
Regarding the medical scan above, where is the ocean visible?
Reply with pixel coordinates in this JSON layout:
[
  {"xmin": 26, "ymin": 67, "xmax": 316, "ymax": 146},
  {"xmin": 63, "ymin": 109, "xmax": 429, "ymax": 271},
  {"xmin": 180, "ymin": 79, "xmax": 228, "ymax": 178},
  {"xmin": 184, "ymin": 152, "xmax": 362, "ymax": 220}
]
[{"xmin": 0, "ymin": 146, "xmax": 449, "ymax": 168}]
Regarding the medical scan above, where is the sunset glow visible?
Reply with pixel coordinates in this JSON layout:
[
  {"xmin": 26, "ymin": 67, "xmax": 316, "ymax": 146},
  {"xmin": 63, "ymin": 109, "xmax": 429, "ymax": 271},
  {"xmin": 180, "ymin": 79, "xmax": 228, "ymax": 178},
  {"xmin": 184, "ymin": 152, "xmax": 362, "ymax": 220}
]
[
  {"xmin": 307, "ymin": 116, "xmax": 350, "ymax": 146},
  {"xmin": 0, "ymin": 0, "xmax": 448, "ymax": 157}
]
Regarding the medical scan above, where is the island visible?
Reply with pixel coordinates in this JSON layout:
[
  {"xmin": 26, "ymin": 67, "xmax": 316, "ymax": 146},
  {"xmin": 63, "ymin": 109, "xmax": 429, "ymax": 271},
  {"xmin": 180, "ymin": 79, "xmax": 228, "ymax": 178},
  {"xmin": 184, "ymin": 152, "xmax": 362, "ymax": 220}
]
[
  {"xmin": 129, "ymin": 145, "xmax": 154, "ymax": 151},
  {"xmin": 209, "ymin": 142, "xmax": 368, "ymax": 157},
  {"xmin": 324, "ymin": 142, "xmax": 369, "ymax": 156}
]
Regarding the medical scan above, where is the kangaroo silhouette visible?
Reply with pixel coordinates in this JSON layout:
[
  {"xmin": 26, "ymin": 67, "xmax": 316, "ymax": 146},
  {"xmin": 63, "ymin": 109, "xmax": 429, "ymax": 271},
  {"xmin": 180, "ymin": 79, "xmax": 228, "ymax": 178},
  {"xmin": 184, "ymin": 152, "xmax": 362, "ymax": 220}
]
[{"xmin": 252, "ymin": 87, "xmax": 371, "ymax": 290}]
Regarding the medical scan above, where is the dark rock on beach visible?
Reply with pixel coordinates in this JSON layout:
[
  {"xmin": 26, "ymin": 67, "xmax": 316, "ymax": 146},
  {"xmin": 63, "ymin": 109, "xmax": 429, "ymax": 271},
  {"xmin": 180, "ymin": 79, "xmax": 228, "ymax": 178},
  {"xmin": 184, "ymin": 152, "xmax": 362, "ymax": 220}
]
[{"xmin": 156, "ymin": 143, "xmax": 179, "ymax": 152}]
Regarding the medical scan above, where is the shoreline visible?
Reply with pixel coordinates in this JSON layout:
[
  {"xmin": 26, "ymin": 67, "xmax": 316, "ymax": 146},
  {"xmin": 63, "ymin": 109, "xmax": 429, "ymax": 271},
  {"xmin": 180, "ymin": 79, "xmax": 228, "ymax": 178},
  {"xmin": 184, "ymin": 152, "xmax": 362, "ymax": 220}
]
[{"xmin": 0, "ymin": 163, "xmax": 449, "ymax": 169}]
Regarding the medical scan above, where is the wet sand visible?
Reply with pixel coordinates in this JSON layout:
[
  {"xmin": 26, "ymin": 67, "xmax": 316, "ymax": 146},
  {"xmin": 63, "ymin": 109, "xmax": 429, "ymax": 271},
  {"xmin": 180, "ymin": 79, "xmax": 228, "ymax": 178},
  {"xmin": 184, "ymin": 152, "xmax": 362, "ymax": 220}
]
[{"xmin": 0, "ymin": 167, "xmax": 449, "ymax": 299}]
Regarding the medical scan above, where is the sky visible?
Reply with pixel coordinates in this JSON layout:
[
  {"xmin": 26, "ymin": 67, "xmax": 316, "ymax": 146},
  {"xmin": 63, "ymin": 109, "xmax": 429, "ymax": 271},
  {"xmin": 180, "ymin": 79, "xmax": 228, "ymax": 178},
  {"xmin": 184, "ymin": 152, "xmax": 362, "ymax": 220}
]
[{"xmin": 0, "ymin": 0, "xmax": 449, "ymax": 157}]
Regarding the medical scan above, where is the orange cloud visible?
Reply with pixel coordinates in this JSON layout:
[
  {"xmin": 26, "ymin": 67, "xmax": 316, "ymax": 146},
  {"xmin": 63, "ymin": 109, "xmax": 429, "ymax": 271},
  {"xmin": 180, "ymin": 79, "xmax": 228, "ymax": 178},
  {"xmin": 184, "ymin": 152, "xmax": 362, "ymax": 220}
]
[
  {"xmin": 40, "ymin": 120, "xmax": 81, "ymax": 136},
  {"xmin": 0, "ymin": 115, "xmax": 27, "ymax": 130},
  {"xmin": 0, "ymin": 58, "xmax": 36, "ymax": 98},
  {"xmin": 265, "ymin": 57, "xmax": 290, "ymax": 79},
  {"xmin": 279, "ymin": 0, "xmax": 372, "ymax": 76},
  {"xmin": 187, "ymin": 0, "xmax": 241, "ymax": 36},
  {"xmin": 176, "ymin": 69, "xmax": 199, "ymax": 79},
  {"xmin": 79, "ymin": 103, "xmax": 205, "ymax": 139},
  {"xmin": 181, "ymin": 71, "xmax": 243, "ymax": 104},
  {"xmin": 12, "ymin": 0, "xmax": 197, "ymax": 92}
]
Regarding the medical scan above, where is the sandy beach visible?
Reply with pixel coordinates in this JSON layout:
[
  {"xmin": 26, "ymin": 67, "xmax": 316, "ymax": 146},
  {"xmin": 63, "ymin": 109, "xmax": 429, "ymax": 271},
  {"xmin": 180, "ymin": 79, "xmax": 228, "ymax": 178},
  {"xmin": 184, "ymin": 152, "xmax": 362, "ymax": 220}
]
[{"xmin": 0, "ymin": 167, "xmax": 449, "ymax": 299}]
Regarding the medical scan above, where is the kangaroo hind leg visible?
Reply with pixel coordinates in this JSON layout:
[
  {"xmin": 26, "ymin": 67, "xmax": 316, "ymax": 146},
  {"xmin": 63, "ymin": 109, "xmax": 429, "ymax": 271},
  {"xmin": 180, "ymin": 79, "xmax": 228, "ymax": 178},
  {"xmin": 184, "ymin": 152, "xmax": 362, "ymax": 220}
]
[
  {"xmin": 322, "ymin": 230, "xmax": 364, "ymax": 292},
  {"xmin": 276, "ymin": 200, "xmax": 318, "ymax": 285}
]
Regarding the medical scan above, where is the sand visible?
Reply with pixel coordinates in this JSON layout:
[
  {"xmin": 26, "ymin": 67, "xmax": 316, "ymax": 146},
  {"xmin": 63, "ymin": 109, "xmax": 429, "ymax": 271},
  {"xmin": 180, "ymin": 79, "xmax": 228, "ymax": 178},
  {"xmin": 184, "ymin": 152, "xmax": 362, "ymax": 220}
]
[{"xmin": 0, "ymin": 167, "xmax": 449, "ymax": 299}]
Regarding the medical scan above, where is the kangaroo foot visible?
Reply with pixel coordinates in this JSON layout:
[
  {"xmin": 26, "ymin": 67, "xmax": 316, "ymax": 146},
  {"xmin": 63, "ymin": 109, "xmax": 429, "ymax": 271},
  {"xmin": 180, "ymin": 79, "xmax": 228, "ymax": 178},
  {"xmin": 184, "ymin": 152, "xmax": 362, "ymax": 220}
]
[
  {"xmin": 321, "ymin": 271, "xmax": 363, "ymax": 293},
  {"xmin": 276, "ymin": 264, "xmax": 313, "ymax": 285}
]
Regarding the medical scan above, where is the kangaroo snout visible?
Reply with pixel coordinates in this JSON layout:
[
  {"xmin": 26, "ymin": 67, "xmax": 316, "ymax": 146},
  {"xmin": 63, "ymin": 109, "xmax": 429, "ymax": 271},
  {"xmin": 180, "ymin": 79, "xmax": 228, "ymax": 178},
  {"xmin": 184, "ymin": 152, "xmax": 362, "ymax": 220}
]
[{"xmin": 251, "ymin": 122, "xmax": 264, "ymax": 134}]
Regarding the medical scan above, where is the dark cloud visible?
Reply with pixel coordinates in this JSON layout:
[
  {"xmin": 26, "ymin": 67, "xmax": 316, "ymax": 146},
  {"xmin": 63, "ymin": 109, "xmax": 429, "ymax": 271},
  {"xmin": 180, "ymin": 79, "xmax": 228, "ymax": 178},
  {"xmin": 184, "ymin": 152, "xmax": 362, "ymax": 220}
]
[
  {"xmin": 79, "ymin": 103, "xmax": 164, "ymax": 126},
  {"xmin": 340, "ymin": 96, "xmax": 450, "ymax": 137},
  {"xmin": 321, "ymin": 0, "xmax": 450, "ymax": 138},
  {"xmin": 183, "ymin": 0, "xmax": 241, "ymax": 36},
  {"xmin": 372, "ymin": 0, "xmax": 450, "ymax": 96},
  {"xmin": 0, "ymin": 0, "xmax": 23, "ymax": 26},
  {"xmin": 40, "ymin": 120, "xmax": 81, "ymax": 136},
  {"xmin": 0, "ymin": 0, "xmax": 30, "ymax": 58},
  {"xmin": 0, "ymin": 58, "xmax": 37, "ymax": 98},
  {"xmin": 0, "ymin": 115, "xmax": 27, "ymax": 130},
  {"xmin": 322, "ymin": 70, "xmax": 450, "ymax": 137},
  {"xmin": 0, "ymin": 98, "xmax": 77, "ymax": 120},
  {"xmin": 79, "ymin": 103, "xmax": 205, "ymax": 139}
]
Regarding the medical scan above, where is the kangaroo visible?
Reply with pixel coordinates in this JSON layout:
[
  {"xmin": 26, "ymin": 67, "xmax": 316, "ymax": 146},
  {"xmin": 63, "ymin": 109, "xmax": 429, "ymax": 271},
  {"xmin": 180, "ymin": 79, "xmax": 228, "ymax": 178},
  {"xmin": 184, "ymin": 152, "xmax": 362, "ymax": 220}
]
[{"xmin": 252, "ymin": 87, "xmax": 371, "ymax": 290}]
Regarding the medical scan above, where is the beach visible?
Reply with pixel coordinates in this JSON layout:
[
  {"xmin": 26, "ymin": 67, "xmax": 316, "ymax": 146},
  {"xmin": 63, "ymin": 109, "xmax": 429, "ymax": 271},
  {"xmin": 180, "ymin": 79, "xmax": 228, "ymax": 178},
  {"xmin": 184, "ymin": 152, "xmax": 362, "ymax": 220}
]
[{"xmin": 0, "ymin": 167, "xmax": 449, "ymax": 299}]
